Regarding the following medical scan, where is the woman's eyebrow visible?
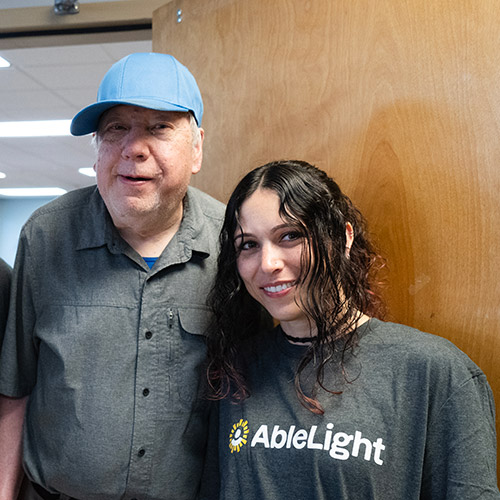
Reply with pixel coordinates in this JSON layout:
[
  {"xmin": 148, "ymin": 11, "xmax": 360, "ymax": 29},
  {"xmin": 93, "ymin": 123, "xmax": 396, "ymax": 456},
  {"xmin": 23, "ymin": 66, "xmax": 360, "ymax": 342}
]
[
  {"xmin": 271, "ymin": 223, "xmax": 294, "ymax": 233},
  {"xmin": 233, "ymin": 232, "xmax": 252, "ymax": 242},
  {"xmin": 233, "ymin": 223, "xmax": 295, "ymax": 241}
]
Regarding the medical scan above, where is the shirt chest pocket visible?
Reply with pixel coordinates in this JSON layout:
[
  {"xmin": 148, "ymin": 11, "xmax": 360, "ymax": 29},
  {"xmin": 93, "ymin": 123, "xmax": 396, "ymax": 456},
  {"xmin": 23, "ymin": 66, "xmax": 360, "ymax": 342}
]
[{"xmin": 170, "ymin": 306, "xmax": 212, "ymax": 409}]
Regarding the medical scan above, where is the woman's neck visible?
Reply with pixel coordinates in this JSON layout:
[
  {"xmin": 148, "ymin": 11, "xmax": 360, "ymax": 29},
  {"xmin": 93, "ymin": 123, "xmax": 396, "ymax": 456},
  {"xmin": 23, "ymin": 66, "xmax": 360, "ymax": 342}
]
[
  {"xmin": 281, "ymin": 312, "xmax": 371, "ymax": 345},
  {"xmin": 280, "ymin": 317, "xmax": 317, "ymax": 344}
]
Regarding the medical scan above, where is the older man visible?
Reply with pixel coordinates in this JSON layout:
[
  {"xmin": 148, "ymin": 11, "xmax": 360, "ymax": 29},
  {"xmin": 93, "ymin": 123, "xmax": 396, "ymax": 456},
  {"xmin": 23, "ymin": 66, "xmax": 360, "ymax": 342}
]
[{"xmin": 0, "ymin": 53, "xmax": 223, "ymax": 500}]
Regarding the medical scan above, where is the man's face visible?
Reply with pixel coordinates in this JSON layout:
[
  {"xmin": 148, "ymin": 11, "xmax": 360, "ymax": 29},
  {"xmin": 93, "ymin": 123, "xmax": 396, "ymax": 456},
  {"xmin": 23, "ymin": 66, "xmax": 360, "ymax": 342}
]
[{"xmin": 94, "ymin": 105, "xmax": 203, "ymax": 231}]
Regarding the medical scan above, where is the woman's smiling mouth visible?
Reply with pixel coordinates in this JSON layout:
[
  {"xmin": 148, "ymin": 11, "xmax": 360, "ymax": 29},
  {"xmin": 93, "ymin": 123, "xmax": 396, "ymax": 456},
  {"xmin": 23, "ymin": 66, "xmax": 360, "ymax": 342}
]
[{"xmin": 262, "ymin": 281, "xmax": 295, "ymax": 294}]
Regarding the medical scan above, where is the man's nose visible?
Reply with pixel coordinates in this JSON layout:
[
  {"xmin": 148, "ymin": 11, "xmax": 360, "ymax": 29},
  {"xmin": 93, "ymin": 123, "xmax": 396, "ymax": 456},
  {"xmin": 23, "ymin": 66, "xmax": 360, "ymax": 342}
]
[{"xmin": 121, "ymin": 129, "xmax": 151, "ymax": 160}]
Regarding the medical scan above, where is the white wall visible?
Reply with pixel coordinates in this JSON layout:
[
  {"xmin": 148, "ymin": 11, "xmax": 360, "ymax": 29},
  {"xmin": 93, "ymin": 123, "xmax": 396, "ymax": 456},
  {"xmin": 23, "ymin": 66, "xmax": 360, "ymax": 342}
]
[{"xmin": 0, "ymin": 197, "xmax": 57, "ymax": 267}]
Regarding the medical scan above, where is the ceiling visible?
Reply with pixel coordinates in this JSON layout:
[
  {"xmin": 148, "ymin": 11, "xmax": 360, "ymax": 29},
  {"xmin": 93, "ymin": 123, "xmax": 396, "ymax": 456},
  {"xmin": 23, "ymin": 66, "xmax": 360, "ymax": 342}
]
[{"xmin": 0, "ymin": 0, "xmax": 152, "ymax": 193}]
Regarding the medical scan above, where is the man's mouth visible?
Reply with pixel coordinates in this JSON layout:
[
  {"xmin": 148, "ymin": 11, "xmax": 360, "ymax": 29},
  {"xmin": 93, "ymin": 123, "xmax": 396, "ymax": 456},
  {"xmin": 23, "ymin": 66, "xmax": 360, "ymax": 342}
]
[{"xmin": 120, "ymin": 175, "xmax": 152, "ymax": 182}]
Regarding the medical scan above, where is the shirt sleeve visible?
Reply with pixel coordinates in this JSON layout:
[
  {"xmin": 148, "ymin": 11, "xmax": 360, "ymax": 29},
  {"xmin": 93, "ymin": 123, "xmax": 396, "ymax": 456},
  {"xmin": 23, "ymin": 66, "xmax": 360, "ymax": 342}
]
[
  {"xmin": 0, "ymin": 259, "xmax": 12, "ymax": 339},
  {"xmin": 421, "ymin": 371, "xmax": 500, "ymax": 498},
  {"xmin": 0, "ymin": 228, "xmax": 38, "ymax": 397}
]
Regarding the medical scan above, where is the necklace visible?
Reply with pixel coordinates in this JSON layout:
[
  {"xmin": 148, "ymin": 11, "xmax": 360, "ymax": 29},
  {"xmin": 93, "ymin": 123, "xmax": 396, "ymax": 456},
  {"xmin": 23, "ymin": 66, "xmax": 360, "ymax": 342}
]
[{"xmin": 282, "ymin": 331, "xmax": 318, "ymax": 344}]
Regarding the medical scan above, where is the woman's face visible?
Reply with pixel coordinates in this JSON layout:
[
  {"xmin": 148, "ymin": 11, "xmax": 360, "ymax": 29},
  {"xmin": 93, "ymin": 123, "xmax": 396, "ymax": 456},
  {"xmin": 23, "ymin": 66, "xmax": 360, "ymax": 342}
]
[{"xmin": 235, "ymin": 188, "xmax": 311, "ymax": 336}]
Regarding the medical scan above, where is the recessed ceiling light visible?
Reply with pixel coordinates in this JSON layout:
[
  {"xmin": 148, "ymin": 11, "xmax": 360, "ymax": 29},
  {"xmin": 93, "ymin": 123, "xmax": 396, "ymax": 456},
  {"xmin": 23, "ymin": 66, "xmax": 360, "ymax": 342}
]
[
  {"xmin": 0, "ymin": 56, "xmax": 11, "ymax": 68},
  {"xmin": 0, "ymin": 187, "xmax": 67, "ymax": 197},
  {"xmin": 0, "ymin": 120, "xmax": 72, "ymax": 137},
  {"xmin": 0, "ymin": 172, "xmax": 6, "ymax": 179},
  {"xmin": 79, "ymin": 167, "xmax": 96, "ymax": 177}
]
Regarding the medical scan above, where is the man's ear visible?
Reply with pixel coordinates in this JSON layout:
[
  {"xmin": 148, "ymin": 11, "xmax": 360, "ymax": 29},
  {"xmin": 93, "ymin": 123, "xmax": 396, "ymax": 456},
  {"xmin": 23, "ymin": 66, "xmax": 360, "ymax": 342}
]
[{"xmin": 191, "ymin": 128, "xmax": 204, "ymax": 175}]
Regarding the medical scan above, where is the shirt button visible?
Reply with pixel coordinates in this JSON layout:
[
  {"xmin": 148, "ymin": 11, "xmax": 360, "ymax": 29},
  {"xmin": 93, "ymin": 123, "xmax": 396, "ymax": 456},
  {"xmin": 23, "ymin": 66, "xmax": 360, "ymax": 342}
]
[
  {"xmin": 138, "ymin": 448, "xmax": 145, "ymax": 457},
  {"xmin": 145, "ymin": 331, "xmax": 152, "ymax": 339},
  {"xmin": 143, "ymin": 388, "xmax": 150, "ymax": 397}
]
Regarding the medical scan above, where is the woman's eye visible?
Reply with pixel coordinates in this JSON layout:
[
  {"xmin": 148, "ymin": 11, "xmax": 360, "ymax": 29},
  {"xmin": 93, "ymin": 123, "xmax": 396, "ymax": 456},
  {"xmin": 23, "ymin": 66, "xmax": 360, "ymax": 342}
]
[
  {"xmin": 282, "ymin": 231, "xmax": 302, "ymax": 242},
  {"xmin": 239, "ymin": 240, "xmax": 257, "ymax": 251}
]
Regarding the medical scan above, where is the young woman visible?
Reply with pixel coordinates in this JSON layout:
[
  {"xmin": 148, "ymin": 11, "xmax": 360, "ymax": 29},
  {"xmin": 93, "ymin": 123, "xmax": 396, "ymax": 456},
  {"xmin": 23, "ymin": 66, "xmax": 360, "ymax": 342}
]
[{"xmin": 206, "ymin": 160, "xmax": 499, "ymax": 499}]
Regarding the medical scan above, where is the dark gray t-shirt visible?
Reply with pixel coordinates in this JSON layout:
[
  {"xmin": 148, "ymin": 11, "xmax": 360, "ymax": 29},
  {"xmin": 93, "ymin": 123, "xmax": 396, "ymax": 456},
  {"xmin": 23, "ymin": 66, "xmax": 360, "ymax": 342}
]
[
  {"xmin": 0, "ymin": 258, "xmax": 11, "ymax": 338},
  {"xmin": 217, "ymin": 319, "xmax": 499, "ymax": 499},
  {"xmin": 0, "ymin": 185, "xmax": 224, "ymax": 500}
]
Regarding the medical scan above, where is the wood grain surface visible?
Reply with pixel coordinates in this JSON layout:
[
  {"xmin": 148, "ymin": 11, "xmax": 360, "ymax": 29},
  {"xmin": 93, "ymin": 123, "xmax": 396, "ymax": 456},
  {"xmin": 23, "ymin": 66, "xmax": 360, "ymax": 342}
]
[{"xmin": 154, "ymin": 0, "xmax": 500, "ymax": 481}]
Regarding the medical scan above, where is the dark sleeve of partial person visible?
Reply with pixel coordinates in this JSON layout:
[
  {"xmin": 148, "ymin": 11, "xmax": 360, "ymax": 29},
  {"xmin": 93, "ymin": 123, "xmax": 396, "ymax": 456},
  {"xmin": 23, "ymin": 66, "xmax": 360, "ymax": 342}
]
[{"xmin": 0, "ymin": 258, "xmax": 12, "ymax": 337}]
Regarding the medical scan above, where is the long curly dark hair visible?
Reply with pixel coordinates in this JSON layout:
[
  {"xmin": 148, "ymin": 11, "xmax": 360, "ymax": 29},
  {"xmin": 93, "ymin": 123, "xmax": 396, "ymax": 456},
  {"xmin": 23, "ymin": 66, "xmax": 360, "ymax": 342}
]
[{"xmin": 206, "ymin": 160, "xmax": 385, "ymax": 413}]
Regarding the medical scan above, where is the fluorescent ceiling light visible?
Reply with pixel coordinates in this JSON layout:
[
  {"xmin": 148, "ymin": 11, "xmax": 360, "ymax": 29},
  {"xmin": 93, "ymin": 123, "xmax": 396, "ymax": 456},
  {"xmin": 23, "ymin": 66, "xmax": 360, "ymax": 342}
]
[
  {"xmin": 0, "ymin": 172, "xmax": 6, "ymax": 179},
  {"xmin": 0, "ymin": 56, "xmax": 10, "ymax": 68},
  {"xmin": 79, "ymin": 167, "xmax": 96, "ymax": 177},
  {"xmin": 0, "ymin": 187, "xmax": 67, "ymax": 197},
  {"xmin": 0, "ymin": 120, "xmax": 72, "ymax": 137}
]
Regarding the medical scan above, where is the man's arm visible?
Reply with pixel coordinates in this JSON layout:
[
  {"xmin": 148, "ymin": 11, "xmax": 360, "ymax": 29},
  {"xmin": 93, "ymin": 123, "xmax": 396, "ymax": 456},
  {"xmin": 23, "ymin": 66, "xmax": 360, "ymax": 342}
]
[{"xmin": 0, "ymin": 394, "xmax": 28, "ymax": 500}]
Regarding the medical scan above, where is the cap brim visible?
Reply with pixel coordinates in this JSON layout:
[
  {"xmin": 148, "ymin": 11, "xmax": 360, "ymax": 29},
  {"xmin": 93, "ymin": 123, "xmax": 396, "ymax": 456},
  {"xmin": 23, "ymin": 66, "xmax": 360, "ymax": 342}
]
[{"xmin": 70, "ymin": 98, "xmax": 193, "ymax": 136}]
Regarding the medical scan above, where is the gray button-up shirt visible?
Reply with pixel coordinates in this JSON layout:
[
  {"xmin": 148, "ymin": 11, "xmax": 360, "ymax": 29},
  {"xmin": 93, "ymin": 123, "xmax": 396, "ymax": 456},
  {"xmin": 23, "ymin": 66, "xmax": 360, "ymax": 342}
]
[{"xmin": 0, "ymin": 185, "xmax": 224, "ymax": 500}]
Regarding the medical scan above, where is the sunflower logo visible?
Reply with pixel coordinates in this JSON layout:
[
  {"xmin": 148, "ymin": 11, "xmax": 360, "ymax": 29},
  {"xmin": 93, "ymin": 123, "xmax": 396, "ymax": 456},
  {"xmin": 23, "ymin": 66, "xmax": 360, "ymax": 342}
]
[{"xmin": 229, "ymin": 419, "xmax": 250, "ymax": 453}]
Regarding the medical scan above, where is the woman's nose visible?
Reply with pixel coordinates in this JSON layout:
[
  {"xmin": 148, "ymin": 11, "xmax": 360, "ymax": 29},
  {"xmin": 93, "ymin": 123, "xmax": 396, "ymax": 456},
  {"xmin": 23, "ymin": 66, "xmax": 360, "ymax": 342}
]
[{"xmin": 260, "ymin": 245, "xmax": 284, "ymax": 273}]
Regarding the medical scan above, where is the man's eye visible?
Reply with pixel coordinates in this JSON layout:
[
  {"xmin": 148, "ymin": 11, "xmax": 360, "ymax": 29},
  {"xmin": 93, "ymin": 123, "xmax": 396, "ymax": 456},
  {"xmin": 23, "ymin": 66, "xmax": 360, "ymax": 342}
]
[
  {"xmin": 150, "ymin": 123, "xmax": 171, "ymax": 134},
  {"xmin": 105, "ymin": 124, "xmax": 126, "ymax": 132}
]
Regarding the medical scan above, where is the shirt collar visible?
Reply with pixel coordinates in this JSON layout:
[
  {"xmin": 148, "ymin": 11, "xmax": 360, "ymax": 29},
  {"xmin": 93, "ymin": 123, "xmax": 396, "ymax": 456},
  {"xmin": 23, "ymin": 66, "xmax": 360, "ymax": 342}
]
[
  {"xmin": 178, "ymin": 186, "xmax": 212, "ymax": 257},
  {"xmin": 75, "ymin": 186, "xmax": 115, "ymax": 251},
  {"xmin": 75, "ymin": 186, "xmax": 212, "ymax": 259}
]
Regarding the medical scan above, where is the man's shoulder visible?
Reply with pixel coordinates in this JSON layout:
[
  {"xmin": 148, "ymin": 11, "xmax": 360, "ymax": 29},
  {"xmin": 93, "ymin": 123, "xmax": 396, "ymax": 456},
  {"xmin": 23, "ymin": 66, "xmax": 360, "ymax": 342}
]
[
  {"xmin": 30, "ymin": 186, "xmax": 96, "ymax": 219},
  {"xmin": 25, "ymin": 186, "xmax": 100, "ymax": 227},
  {"xmin": 19, "ymin": 186, "xmax": 105, "ymax": 248},
  {"xmin": 187, "ymin": 186, "xmax": 225, "ymax": 221}
]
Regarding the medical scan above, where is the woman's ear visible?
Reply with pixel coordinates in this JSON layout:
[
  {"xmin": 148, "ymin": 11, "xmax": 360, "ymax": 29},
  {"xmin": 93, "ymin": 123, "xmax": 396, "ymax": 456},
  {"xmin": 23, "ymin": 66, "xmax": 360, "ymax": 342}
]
[{"xmin": 345, "ymin": 222, "xmax": 354, "ymax": 257}]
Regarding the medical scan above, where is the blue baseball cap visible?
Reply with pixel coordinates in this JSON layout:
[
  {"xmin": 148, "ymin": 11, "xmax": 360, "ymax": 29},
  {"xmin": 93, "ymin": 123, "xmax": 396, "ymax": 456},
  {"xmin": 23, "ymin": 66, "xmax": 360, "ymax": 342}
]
[{"xmin": 70, "ymin": 52, "xmax": 203, "ymax": 136}]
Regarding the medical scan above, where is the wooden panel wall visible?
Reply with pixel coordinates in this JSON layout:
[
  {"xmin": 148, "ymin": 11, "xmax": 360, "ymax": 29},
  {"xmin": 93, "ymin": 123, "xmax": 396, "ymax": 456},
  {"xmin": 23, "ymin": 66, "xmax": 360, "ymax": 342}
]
[{"xmin": 154, "ymin": 0, "xmax": 500, "ymax": 478}]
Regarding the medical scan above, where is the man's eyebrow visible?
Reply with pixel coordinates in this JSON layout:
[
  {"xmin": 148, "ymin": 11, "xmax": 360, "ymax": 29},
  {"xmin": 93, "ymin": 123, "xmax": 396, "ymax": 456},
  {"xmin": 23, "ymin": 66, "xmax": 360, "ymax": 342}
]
[
  {"xmin": 99, "ymin": 113, "xmax": 122, "ymax": 124},
  {"xmin": 151, "ymin": 111, "xmax": 188, "ymax": 121}
]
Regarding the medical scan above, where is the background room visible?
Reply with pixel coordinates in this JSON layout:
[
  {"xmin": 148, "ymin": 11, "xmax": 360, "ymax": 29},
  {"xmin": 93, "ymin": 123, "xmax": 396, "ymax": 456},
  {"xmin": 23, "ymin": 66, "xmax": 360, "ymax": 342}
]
[{"xmin": 0, "ymin": 0, "xmax": 159, "ymax": 265}]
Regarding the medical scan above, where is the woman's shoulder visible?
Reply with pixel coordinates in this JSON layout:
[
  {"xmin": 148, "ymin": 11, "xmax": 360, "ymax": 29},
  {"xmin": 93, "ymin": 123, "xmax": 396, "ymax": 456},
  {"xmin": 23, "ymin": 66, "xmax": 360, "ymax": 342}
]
[{"xmin": 362, "ymin": 318, "xmax": 485, "ymax": 379}]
